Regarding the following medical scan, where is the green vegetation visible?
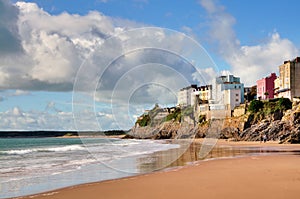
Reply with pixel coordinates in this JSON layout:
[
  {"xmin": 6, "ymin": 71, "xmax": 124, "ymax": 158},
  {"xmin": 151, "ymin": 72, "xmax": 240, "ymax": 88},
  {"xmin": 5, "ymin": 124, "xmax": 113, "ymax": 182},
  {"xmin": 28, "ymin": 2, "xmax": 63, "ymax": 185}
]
[
  {"xmin": 264, "ymin": 91, "xmax": 269, "ymax": 99},
  {"xmin": 136, "ymin": 98, "xmax": 293, "ymax": 128},
  {"xmin": 136, "ymin": 104, "xmax": 197, "ymax": 127},
  {"xmin": 181, "ymin": 106, "xmax": 193, "ymax": 116},
  {"xmin": 136, "ymin": 114, "xmax": 151, "ymax": 127},
  {"xmin": 263, "ymin": 100, "xmax": 277, "ymax": 115},
  {"xmin": 165, "ymin": 107, "xmax": 181, "ymax": 122},
  {"xmin": 245, "ymin": 86, "xmax": 257, "ymax": 101},
  {"xmin": 198, "ymin": 114, "xmax": 206, "ymax": 123},
  {"xmin": 248, "ymin": 100, "xmax": 264, "ymax": 113},
  {"xmin": 247, "ymin": 98, "xmax": 292, "ymax": 121},
  {"xmin": 276, "ymin": 97, "xmax": 292, "ymax": 111}
]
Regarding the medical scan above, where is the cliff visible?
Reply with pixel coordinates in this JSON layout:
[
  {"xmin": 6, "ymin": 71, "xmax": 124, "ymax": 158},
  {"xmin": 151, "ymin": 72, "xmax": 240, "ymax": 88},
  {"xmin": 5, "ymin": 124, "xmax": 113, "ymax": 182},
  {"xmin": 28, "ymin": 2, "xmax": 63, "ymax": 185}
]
[
  {"xmin": 128, "ymin": 99, "xmax": 300, "ymax": 143},
  {"xmin": 237, "ymin": 101, "xmax": 300, "ymax": 143}
]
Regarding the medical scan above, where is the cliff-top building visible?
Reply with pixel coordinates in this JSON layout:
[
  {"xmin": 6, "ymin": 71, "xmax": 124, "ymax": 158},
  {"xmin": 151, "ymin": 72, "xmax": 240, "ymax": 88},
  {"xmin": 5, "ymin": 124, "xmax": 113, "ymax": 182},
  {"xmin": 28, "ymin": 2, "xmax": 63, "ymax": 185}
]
[
  {"xmin": 177, "ymin": 84, "xmax": 197, "ymax": 107},
  {"xmin": 274, "ymin": 77, "xmax": 280, "ymax": 98},
  {"xmin": 177, "ymin": 84, "xmax": 212, "ymax": 107},
  {"xmin": 275, "ymin": 57, "xmax": 300, "ymax": 100},
  {"xmin": 211, "ymin": 74, "xmax": 244, "ymax": 109},
  {"xmin": 191, "ymin": 85, "xmax": 212, "ymax": 104},
  {"xmin": 256, "ymin": 73, "xmax": 277, "ymax": 100}
]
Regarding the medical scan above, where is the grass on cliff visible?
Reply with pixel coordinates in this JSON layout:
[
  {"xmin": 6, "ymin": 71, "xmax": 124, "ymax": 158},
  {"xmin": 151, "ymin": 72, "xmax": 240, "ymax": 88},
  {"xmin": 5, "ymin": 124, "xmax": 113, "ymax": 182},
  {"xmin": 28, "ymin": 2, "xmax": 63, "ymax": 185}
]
[
  {"xmin": 165, "ymin": 107, "xmax": 181, "ymax": 122},
  {"xmin": 248, "ymin": 98, "xmax": 292, "ymax": 121},
  {"xmin": 164, "ymin": 106, "xmax": 194, "ymax": 122},
  {"xmin": 135, "ymin": 104, "xmax": 161, "ymax": 127},
  {"xmin": 136, "ymin": 105, "xmax": 196, "ymax": 127}
]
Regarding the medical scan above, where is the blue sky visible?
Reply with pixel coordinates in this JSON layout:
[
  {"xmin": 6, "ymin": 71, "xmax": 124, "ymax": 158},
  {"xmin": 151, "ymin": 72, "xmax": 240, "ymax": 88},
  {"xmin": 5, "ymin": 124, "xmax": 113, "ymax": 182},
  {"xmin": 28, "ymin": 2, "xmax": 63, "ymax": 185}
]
[
  {"xmin": 21, "ymin": 0, "xmax": 300, "ymax": 46},
  {"xmin": 1, "ymin": 0, "xmax": 300, "ymax": 130}
]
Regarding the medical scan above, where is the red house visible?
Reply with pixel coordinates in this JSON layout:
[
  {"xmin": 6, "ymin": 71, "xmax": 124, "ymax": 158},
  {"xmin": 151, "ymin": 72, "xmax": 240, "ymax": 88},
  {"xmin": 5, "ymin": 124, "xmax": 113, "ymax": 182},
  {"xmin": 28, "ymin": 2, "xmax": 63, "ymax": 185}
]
[{"xmin": 256, "ymin": 73, "xmax": 277, "ymax": 100}]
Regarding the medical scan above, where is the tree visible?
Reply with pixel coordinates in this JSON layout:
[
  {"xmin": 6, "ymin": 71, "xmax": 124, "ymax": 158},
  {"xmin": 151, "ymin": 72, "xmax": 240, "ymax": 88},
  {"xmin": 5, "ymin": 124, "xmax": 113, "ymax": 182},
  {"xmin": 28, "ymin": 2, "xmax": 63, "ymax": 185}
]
[
  {"xmin": 264, "ymin": 91, "xmax": 269, "ymax": 99},
  {"xmin": 248, "ymin": 86, "xmax": 257, "ymax": 101},
  {"xmin": 248, "ymin": 100, "xmax": 264, "ymax": 113}
]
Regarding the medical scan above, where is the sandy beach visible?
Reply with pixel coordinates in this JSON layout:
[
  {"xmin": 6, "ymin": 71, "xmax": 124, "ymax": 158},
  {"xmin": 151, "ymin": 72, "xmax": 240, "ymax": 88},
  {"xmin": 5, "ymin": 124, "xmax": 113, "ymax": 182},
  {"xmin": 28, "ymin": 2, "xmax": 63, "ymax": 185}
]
[{"xmin": 17, "ymin": 141, "xmax": 300, "ymax": 199}]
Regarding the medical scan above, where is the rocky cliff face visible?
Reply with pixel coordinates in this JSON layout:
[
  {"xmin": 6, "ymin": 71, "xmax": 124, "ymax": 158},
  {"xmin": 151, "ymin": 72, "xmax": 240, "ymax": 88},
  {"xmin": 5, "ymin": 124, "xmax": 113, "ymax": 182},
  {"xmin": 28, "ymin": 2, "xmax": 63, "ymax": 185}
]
[
  {"xmin": 127, "ymin": 102, "xmax": 300, "ymax": 144},
  {"xmin": 127, "ymin": 121, "xmax": 203, "ymax": 139},
  {"xmin": 237, "ymin": 102, "xmax": 300, "ymax": 143}
]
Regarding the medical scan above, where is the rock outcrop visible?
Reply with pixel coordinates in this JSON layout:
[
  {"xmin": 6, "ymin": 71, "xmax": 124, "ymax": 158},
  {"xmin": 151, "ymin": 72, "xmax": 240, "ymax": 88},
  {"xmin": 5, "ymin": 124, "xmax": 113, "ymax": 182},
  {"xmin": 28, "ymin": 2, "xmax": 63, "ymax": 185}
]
[{"xmin": 128, "ymin": 101, "xmax": 300, "ymax": 144}]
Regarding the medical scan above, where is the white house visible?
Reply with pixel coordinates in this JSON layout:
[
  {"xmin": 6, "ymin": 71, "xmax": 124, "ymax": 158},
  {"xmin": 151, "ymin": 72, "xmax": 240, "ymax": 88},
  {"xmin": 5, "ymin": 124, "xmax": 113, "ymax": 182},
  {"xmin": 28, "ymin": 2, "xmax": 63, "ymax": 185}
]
[
  {"xmin": 177, "ymin": 85, "xmax": 197, "ymax": 106},
  {"xmin": 210, "ymin": 75, "xmax": 244, "ymax": 111}
]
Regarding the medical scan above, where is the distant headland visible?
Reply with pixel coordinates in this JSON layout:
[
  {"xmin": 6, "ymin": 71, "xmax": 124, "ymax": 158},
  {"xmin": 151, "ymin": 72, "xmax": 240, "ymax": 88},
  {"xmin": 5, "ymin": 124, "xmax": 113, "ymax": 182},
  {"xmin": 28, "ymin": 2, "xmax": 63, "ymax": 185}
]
[{"xmin": 0, "ymin": 130, "xmax": 127, "ymax": 138}]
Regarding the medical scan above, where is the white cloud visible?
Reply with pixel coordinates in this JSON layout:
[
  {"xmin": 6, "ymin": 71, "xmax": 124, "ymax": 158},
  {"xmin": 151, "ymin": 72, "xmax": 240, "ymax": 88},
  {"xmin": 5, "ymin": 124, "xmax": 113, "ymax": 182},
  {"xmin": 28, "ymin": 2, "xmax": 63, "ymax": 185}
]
[
  {"xmin": 0, "ymin": 0, "xmax": 22, "ymax": 54},
  {"xmin": 12, "ymin": 89, "xmax": 30, "ymax": 96},
  {"xmin": 0, "ymin": 107, "xmax": 67, "ymax": 130},
  {"xmin": 1, "ymin": 1, "xmax": 211, "ymax": 94},
  {"xmin": 0, "ymin": 1, "xmax": 137, "ymax": 90},
  {"xmin": 0, "ymin": 1, "xmax": 218, "ymax": 130},
  {"xmin": 199, "ymin": 0, "xmax": 299, "ymax": 86}
]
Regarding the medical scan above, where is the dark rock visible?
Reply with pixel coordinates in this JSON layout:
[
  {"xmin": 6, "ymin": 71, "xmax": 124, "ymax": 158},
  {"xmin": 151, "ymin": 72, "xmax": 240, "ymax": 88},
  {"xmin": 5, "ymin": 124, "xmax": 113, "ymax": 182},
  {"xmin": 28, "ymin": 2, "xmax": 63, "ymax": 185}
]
[{"xmin": 272, "ymin": 110, "xmax": 283, "ymax": 121}]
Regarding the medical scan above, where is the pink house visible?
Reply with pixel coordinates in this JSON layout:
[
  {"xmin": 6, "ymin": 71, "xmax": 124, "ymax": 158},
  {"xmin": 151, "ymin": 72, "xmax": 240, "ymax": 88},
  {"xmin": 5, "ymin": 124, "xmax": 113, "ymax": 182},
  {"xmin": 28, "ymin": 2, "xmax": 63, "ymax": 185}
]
[{"xmin": 256, "ymin": 73, "xmax": 277, "ymax": 100}]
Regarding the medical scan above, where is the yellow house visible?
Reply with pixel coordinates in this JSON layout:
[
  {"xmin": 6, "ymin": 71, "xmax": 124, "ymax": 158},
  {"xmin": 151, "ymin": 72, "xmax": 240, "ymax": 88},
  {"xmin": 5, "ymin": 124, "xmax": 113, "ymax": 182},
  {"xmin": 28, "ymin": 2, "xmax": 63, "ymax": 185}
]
[{"xmin": 276, "ymin": 57, "xmax": 300, "ymax": 99}]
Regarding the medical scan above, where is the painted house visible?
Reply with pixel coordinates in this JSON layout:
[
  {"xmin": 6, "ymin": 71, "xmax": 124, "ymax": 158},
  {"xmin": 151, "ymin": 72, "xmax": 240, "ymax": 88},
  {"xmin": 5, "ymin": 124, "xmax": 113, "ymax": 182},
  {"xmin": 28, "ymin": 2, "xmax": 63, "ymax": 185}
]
[
  {"xmin": 275, "ymin": 57, "xmax": 300, "ymax": 100},
  {"xmin": 256, "ymin": 73, "xmax": 277, "ymax": 100}
]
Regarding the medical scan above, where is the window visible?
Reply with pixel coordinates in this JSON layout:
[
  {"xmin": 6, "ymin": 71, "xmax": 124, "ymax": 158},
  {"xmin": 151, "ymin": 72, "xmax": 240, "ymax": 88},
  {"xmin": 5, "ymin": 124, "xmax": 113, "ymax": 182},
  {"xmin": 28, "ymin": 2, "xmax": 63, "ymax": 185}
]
[
  {"xmin": 236, "ymin": 94, "xmax": 239, "ymax": 97},
  {"xmin": 235, "ymin": 99, "xmax": 239, "ymax": 102}
]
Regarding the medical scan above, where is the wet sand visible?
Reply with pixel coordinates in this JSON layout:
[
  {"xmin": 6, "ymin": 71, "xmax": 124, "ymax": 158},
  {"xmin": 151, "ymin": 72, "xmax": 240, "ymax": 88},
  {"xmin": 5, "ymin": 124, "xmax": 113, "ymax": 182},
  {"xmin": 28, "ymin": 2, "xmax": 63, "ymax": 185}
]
[{"xmin": 18, "ymin": 141, "xmax": 300, "ymax": 199}]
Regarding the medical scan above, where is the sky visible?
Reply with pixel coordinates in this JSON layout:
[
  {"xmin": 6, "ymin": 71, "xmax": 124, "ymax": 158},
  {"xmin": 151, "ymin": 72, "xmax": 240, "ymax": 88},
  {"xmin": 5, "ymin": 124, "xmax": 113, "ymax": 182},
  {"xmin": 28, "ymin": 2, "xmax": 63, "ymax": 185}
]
[{"xmin": 0, "ymin": 0, "xmax": 299, "ymax": 131}]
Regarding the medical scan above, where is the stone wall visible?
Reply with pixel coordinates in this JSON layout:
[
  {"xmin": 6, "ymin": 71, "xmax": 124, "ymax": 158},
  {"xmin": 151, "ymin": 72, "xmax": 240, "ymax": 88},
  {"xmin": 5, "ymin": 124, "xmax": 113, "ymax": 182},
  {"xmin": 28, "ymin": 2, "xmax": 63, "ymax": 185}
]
[{"xmin": 233, "ymin": 104, "xmax": 246, "ymax": 117}]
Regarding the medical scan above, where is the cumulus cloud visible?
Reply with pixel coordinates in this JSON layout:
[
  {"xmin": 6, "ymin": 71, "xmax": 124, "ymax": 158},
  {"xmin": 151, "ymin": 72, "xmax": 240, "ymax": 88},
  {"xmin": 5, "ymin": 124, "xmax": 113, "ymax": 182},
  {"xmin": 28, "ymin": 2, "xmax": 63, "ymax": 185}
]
[
  {"xmin": 0, "ymin": 1, "xmax": 213, "ymax": 94},
  {"xmin": 0, "ymin": 107, "xmax": 73, "ymax": 130},
  {"xmin": 0, "ymin": 0, "xmax": 22, "ymax": 54},
  {"xmin": 0, "ymin": 1, "xmax": 134, "ymax": 91},
  {"xmin": 0, "ymin": 1, "xmax": 217, "ymax": 130},
  {"xmin": 0, "ymin": 106, "xmax": 125, "ymax": 131},
  {"xmin": 199, "ymin": 0, "xmax": 299, "ymax": 86},
  {"xmin": 12, "ymin": 89, "xmax": 30, "ymax": 96}
]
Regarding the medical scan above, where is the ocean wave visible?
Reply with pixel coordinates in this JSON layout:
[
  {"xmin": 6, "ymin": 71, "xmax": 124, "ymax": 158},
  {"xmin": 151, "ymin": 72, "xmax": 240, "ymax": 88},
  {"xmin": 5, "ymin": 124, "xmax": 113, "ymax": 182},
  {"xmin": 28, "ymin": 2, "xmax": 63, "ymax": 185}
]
[{"xmin": 0, "ymin": 145, "xmax": 86, "ymax": 155}]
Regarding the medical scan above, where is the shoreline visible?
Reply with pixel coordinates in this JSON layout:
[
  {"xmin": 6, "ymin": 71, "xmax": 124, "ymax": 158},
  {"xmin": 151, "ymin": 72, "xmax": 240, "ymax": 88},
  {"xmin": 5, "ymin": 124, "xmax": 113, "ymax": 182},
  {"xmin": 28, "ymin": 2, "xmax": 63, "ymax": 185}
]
[
  {"xmin": 17, "ymin": 154, "xmax": 300, "ymax": 199},
  {"xmin": 13, "ymin": 140, "xmax": 300, "ymax": 199}
]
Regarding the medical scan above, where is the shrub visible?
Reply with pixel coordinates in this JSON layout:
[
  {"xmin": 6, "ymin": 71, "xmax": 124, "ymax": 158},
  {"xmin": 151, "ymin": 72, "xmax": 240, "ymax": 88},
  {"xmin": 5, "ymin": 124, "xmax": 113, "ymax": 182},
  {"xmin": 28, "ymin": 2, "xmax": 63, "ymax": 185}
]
[
  {"xmin": 248, "ymin": 100, "xmax": 264, "ymax": 113},
  {"xmin": 165, "ymin": 107, "xmax": 181, "ymax": 122},
  {"xmin": 181, "ymin": 106, "xmax": 193, "ymax": 116},
  {"xmin": 263, "ymin": 101, "xmax": 277, "ymax": 115},
  {"xmin": 198, "ymin": 114, "xmax": 206, "ymax": 123},
  {"xmin": 276, "ymin": 98, "xmax": 292, "ymax": 111},
  {"xmin": 136, "ymin": 114, "xmax": 151, "ymax": 127}
]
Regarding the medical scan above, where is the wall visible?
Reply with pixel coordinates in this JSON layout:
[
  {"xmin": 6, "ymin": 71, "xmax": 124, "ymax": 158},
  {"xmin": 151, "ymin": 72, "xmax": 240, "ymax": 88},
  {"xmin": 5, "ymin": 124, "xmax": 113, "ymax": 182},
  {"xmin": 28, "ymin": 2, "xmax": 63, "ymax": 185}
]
[
  {"xmin": 265, "ymin": 73, "xmax": 277, "ymax": 99},
  {"xmin": 178, "ymin": 87, "xmax": 194, "ymax": 106},
  {"xmin": 278, "ymin": 62, "xmax": 291, "ymax": 99},
  {"xmin": 256, "ymin": 73, "xmax": 277, "ymax": 100},
  {"xmin": 224, "ymin": 89, "xmax": 241, "ymax": 110},
  {"xmin": 233, "ymin": 104, "xmax": 246, "ymax": 117},
  {"xmin": 294, "ymin": 61, "xmax": 300, "ymax": 98},
  {"xmin": 277, "ymin": 58, "xmax": 300, "ymax": 100},
  {"xmin": 256, "ymin": 78, "xmax": 265, "ymax": 100}
]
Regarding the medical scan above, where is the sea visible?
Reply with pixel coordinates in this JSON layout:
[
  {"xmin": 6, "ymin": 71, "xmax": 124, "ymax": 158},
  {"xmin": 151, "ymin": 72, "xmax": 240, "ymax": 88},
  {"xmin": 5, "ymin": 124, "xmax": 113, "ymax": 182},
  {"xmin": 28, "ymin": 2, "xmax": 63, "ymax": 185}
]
[
  {"xmin": 1, "ymin": 137, "xmax": 297, "ymax": 198},
  {"xmin": 0, "ymin": 137, "xmax": 182, "ymax": 198}
]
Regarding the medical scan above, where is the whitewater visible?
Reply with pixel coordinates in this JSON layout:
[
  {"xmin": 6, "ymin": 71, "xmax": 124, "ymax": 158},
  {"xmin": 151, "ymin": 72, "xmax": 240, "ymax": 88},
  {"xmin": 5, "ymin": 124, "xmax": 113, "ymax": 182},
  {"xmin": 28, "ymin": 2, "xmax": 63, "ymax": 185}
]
[{"xmin": 0, "ymin": 137, "xmax": 180, "ymax": 198}]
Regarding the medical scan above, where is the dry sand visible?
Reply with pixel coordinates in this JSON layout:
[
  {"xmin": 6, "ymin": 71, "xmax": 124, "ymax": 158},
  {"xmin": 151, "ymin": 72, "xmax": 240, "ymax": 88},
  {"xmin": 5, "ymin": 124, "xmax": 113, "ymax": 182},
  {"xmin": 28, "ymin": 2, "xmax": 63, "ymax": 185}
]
[{"xmin": 19, "ymin": 150, "xmax": 300, "ymax": 199}]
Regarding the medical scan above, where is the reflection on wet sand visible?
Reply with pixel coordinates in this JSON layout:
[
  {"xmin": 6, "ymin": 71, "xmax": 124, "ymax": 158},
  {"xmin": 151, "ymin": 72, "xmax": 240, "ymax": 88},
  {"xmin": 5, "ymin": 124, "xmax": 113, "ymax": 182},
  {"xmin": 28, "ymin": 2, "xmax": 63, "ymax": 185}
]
[{"xmin": 137, "ymin": 140, "xmax": 300, "ymax": 173}]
